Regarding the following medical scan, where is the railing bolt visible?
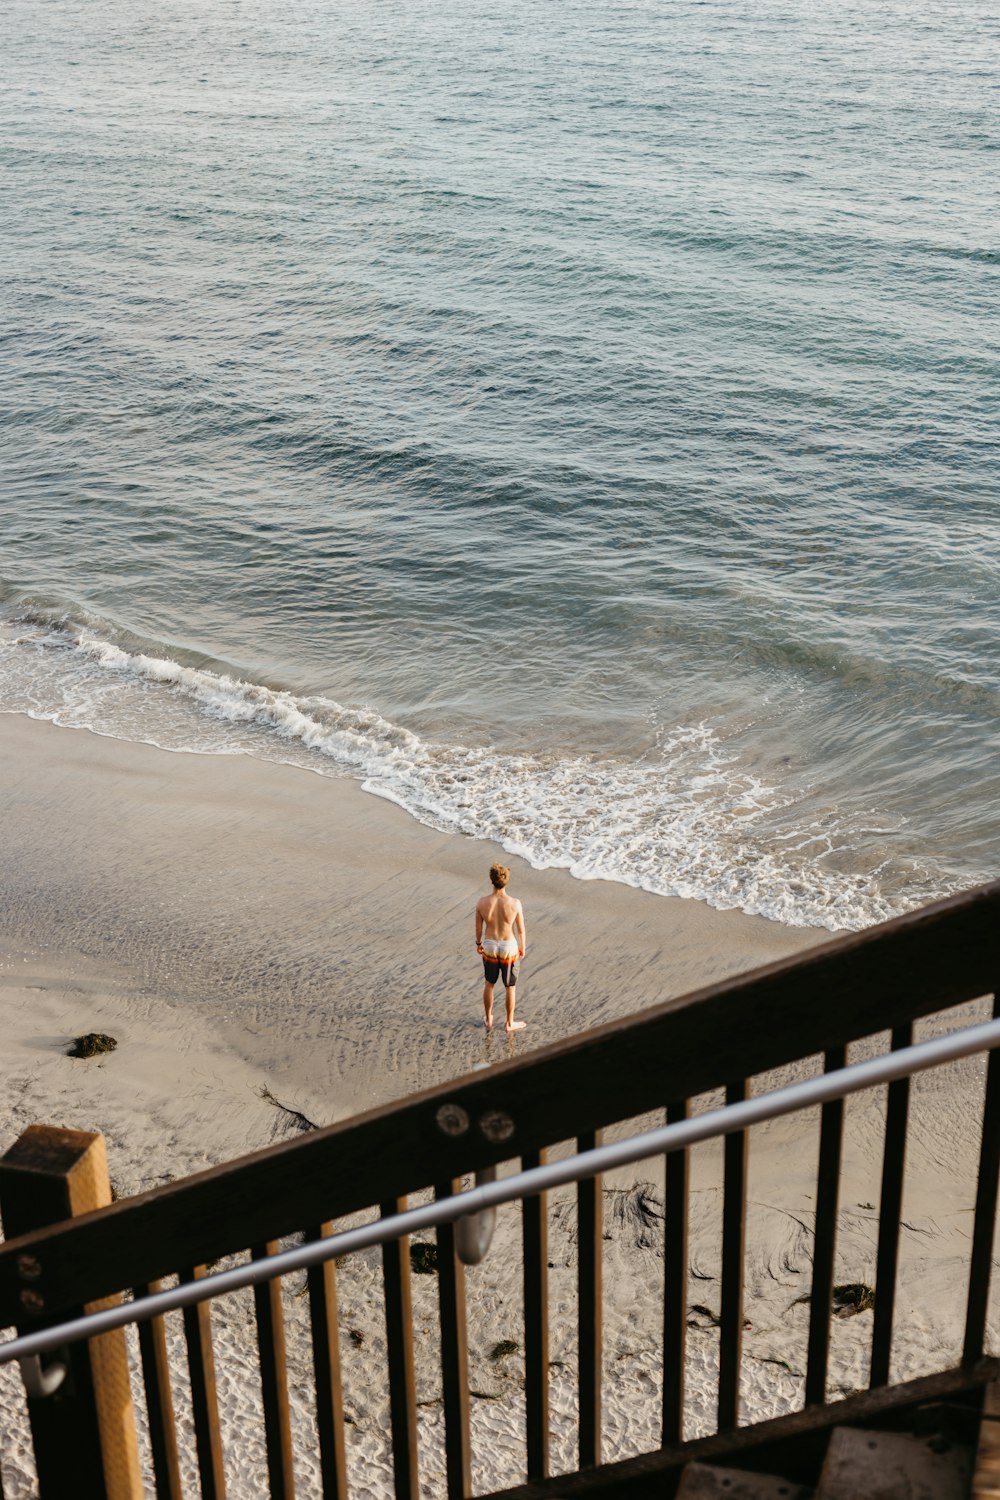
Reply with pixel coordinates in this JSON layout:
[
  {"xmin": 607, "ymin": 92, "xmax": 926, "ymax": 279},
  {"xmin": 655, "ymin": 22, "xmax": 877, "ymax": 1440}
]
[
  {"xmin": 17, "ymin": 1254, "xmax": 42, "ymax": 1281},
  {"xmin": 479, "ymin": 1109, "xmax": 515, "ymax": 1143},
  {"xmin": 436, "ymin": 1103, "xmax": 470, "ymax": 1137},
  {"xmin": 19, "ymin": 1288, "xmax": 45, "ymax": 1312}
]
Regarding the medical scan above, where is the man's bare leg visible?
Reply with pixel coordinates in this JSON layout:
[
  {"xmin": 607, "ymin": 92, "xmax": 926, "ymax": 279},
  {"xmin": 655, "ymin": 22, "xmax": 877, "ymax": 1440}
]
[
  {"xmin": 505, "ymin": 983, "xmax": 526, "ymax": 1032},
  {"xmin": 483, "ymin": 980, "xmax": 495, "ymax": 1030}
]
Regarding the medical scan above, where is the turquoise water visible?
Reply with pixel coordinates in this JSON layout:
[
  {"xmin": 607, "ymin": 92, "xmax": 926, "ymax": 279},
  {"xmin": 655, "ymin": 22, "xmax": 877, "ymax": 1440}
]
[{"xmin": 2, "ymin": 0, "xmax": 998, "ymax": 928}]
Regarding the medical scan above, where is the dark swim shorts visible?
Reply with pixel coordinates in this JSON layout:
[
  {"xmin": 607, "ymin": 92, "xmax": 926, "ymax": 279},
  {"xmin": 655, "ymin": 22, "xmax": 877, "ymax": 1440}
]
[{"xmin": 483, "ymin": 956, "xmax": 519, "ymax": 987}]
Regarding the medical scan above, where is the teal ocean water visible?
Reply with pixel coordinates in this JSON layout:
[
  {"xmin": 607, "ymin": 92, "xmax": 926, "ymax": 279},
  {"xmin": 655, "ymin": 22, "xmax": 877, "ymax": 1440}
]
[{"xmin": 2, "ymin": 0, "xmax": 998, "ymax": 930}]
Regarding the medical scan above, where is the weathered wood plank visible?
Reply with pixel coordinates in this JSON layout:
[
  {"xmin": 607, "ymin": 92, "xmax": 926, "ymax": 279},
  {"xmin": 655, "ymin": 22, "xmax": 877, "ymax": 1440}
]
[
  {"xmin": 480, "ymin": 1361, "xmax": 999, "ymax": 1500},
  {"xmin": 305, "ymin": 1223, "xmax": 349, "ymax": 1500},
  {"xmin": 381, "ymin": 1199, "xmax": 420, "ymax": 1500},
  {"xmin": 181, "ymin": 1265, "xmax": 227, "ymax": 1500},
  {"xmin": 971, "ymin": 1375, "xmax": 1000, "ymax": 1500},
  {"xmin": 436, "ymin": 1180, "xmax": 472, "ymax": 1500},
  {"xmin": 522, "ymin": 1149, "xmax": 550, "ymax": 1481},
  {"xmin": 717, "ymin": 1081, "xmax": 748, "ymax": 1431},
  {"xmin": 965, "ymin": 994, "xmax": 1000, "ymax": 1368},
  {"xmin": 251, "ymin": 1243, "xmax": 295, "ymax": 1500},
  {"xmin": 135, "ymin": 1280, "xmax": 183, "ymax": 1500},
  {"xmin": 0, "ymin": 1127, "xmax": 142, "ymax": 1500},
  {"xmin": 577, "ymin": 1131, "xmax": 603, "ymax": 1469},
  {"xmin": 2, "ymin": 882, "xmax": 999, "ymax": 1324},
  {"xmin": 805, "ymin": 1048, "xmax": 846, "ymax": 1407},
  {"xmin": 661, "ymin": 1099, "xmax": 689, "ymax": 1447},
  {"xmin": 870, "ymin": 1022, "xmax": 912, "ymax": 1388}
]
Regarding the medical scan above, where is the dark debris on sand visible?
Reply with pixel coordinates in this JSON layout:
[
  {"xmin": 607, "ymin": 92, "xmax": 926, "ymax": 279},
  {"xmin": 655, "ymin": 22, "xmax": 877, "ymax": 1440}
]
[
  {"xmin": 67, "ymin": 1032, "xmax": 118, "ymax": 1058},
  {"xmin": 410, "ymin": 1243, "xmax": 439, "ymax": 1275},
  {"xmin": 258, "ymin": 1084, "xmax": 319, "ymax": 1135}
]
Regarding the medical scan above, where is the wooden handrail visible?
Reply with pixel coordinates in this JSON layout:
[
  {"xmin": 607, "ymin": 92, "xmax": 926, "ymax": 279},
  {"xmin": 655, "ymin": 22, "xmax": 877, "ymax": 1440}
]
[{"xmin": 1, "ymin": 878, "xmax": 998, "ymax": 1327}]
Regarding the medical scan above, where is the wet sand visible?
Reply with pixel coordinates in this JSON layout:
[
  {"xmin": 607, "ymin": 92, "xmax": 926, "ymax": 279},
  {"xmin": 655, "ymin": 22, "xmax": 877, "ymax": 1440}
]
[{"xmin": 0, "ymin": 711, "xmax": 819, "ymax": 1151}]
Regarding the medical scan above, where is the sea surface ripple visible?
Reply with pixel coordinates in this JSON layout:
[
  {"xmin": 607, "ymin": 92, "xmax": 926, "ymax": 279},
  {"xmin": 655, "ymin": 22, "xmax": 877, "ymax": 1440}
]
[{"xmin": 1, "ymin": 0, "xmax": 998, "ymax": 929}]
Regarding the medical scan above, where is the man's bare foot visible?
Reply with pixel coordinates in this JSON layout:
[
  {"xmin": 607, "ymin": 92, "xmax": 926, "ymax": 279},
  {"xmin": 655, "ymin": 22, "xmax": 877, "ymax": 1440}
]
[
  {"xmin": 484, "ymin": 1018, "xmax": 493, "ymax": 1030},
  {"xmin": 506, "ymin": 1020, "xmax": 527, "ymax": 1032}
]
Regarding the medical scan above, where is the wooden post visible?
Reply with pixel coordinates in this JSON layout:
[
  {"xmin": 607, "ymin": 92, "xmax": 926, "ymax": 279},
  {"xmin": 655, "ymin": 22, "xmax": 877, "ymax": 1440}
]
[{"xmin": 0, "ymin": 1125, "xmax": 142, "ymax": 1499}]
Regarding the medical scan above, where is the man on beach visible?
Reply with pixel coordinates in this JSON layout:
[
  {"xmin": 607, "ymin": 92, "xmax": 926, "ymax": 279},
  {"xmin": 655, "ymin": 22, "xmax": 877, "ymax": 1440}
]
[{"xmin": 476, "ymin": 863, "xmax": 526, "ymax": 1032}]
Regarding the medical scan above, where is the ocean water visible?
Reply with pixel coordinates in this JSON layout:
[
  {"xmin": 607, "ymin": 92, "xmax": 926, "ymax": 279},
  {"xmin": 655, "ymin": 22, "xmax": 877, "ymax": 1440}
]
[{"xmin": 1, "ymin": 0, "xmax": 998, "ymax": 931}]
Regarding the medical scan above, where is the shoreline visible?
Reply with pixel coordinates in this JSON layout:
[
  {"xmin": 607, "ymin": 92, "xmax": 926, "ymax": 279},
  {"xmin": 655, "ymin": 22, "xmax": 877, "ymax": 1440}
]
[
  {"xmin": 0, "ymin": 709, "xmax": 821, "ymax": 1176},
  {"xmin": 0, "ymin": 605, "xmax": 931, "ymax": 938}
]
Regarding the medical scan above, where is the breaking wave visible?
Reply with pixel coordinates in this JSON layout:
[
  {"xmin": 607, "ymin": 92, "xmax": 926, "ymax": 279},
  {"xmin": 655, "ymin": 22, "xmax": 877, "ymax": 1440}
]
[{"xmin": 0, "ymin": 607, "xmax": 965, "ymax": 932}]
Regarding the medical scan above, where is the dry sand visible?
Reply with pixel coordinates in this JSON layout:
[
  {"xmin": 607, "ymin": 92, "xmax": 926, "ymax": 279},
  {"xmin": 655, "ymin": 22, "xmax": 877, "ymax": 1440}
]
[{"xmin": 0, "ymin": 713, "xmax": 994, "ymax": 1497}]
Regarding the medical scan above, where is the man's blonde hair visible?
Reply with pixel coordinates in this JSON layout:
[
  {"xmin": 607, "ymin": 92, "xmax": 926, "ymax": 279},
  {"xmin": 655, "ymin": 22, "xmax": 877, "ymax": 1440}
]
[{"xmin": 489, "ymin": 863, "xmax": 510, "ymax": 889}]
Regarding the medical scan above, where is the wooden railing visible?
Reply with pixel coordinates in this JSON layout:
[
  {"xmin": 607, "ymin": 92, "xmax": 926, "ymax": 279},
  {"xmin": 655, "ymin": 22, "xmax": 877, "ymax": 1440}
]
[{"xmin": 1, "ymin": 878, "xmax": 999, "ymax": 1498}]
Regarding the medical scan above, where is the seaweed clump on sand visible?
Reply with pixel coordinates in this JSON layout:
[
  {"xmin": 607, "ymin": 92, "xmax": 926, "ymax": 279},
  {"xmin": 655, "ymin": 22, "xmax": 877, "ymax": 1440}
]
[
  {"xmin": 67, "ymin": 1033, "xmax": 118, "ymax": 1059},
  {"xmin": 604, "ymin": 1181, "xmax": 664, "ymax": 1249},
  {"xmin": 258, "ymin": 1084, "xmax": 319, "ymax": 1135},
  {"xmin": 833, "ymin": 1282, "xmax": 875, "ymax": 1317},
  {"xmin": 792, "ymin": 1281, "xmax": 876, "ymax": 1318},
  {"xmin": 489, "ymin": 1339, "xmax": 520, "ymax": 1362},
  {"xmin": 410, "ymin": 1243, "xmax": 439, "ymax": 1275}
]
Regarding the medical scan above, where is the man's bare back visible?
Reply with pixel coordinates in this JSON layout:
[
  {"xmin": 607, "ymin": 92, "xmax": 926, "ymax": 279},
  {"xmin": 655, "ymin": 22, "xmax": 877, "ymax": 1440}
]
[
  {"xmin": 475, "ymin": 863, "xmax": 526, "ymax": 1032},
  {"xmin": 476, "ymin": 889, "xmax": 522, "ymax": 943}
]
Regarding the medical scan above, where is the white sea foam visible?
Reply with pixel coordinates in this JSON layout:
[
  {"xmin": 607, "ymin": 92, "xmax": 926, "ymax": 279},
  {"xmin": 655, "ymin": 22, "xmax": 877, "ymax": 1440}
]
[{"xmin": 0, "ymin": 613, "xmax": 961, "ymax": 932}]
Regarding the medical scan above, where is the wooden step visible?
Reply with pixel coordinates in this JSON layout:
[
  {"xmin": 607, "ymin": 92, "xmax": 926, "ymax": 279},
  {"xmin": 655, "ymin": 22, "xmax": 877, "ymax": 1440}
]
[
  {"xmin": 676, "ymin": 1464, "xmax": 812, "ymax": 1500},
  {"xmin": 972, "ymin": 1379, "xmax": 1000, "ymax": 1499},
  {"xmin": 483, "ymin": 1365, "xmax": 996, "ymax": 1498},
  {"xmin": 816, "ymin": 1426, "xmax": 971, "ymax": 1500}
]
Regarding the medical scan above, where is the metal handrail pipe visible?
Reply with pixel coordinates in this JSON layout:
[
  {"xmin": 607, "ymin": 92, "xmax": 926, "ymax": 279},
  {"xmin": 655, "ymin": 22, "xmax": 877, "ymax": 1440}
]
[{"xmin": 2, "ymin": 1014, "xmax": 999, "ymax": 1370}]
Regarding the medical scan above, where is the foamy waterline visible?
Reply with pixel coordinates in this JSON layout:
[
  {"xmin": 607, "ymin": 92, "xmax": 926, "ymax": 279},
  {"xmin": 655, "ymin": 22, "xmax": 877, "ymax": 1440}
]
[{"xmin": 0, "ymin": 611, "xmax": 962, "ymax": 931}]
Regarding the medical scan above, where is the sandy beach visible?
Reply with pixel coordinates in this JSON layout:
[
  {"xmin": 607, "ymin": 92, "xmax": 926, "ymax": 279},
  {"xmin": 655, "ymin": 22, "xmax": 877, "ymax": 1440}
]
[
  {"xmin": 0, "ymin": 711, "xmax": 821, "ymax": 1155},
  {"xmin": 1, "ymin": 713, "xmax": 994, "ymax": 1497}
]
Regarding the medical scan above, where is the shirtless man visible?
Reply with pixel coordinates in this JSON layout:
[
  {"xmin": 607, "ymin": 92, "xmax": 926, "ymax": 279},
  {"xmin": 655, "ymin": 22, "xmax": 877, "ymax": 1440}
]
[{"xmin": 475, "ymin": 863, "xmax": 526, "ymax": 1032}]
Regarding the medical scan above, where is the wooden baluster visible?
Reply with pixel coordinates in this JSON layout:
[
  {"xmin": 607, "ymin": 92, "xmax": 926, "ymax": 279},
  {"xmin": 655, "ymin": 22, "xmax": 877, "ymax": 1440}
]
[
  {"xmin": 718, "ymin": 1082, "xmax": 749, "ymax": 1431},
  {"xmin": 436, "ymin": 1179, "xmax": 472, "ymax": 1500},
  {"xmin": 305, "ymin": 1224, "xmax": 348, "ymax": 1500},
  {"xmin": 577, "ymin": 1130, "xmax": 603, "ymax": 1468},
  {"xmin": 964, "ymin": 994, "xmax": 1000, "ymax": 1369},
  {"xmin": 251, "ymin": 1243, "xmax": 295, "ymax": 1499},
  {"xmin": 180, "ymin": 1265, "xmax": 227, "ymax": 1500},
  {"xmin": 135, "ymin": 1281, "xmax": 183, "ymax": 1500},
  {"xmin": 805, "ymin": 1047, "xmax": 846, "ymax": 1406},
  {"xmin": 662, "ymin": 1099, "xmax": 690, "ymax": 1447},
  {"xmin": 380, "ymin": 1200, "xmax": 419, "ymax": 1500},
  {"xmin": 870, "ymin": 1024, "xmax": 913, "ymax": 1388},
  {"xmin": 522, "ymin": 1149, "xmax": 549, "ymax": 1481}
]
